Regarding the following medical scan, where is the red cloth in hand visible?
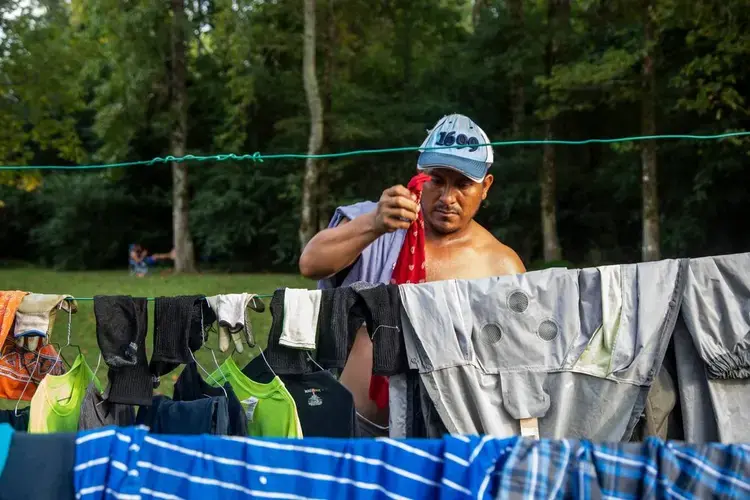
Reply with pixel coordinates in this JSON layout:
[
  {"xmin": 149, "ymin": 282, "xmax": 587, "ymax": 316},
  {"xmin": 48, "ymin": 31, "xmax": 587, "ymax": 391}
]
[{"xmin": 369, "ymin": 173, "xmax": 431, "ymax": 410}]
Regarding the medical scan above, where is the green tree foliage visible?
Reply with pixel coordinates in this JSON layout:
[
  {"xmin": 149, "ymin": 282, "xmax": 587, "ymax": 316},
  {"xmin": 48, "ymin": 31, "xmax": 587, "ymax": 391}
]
[
  {"xmin": 0, "ymin": 0, "xmax": 86, "ymax": 191},
  {"xmin": 0, "ymin": 0, "xmax": 748, "ymax": 270}
]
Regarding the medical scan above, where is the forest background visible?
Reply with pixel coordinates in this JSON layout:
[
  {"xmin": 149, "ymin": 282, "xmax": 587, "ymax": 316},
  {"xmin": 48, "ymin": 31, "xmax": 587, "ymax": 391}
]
[{"xmin": 1, "ymin": 0, "xmax": 748, "ymax": 274}]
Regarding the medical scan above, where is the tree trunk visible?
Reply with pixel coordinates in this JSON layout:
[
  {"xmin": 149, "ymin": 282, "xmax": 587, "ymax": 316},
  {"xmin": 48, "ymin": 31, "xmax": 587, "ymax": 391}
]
[
  {"xmin": 509, "ymin": 0, "xmax": 524, "ymax": 136},
  {"xmin": 641, "ymin": 0, "xmax": 660, "ymax": 262},
  {"xmin": 540, "ymin": 0, "xmax": 566, "ymax": 262},
  {"xmin": 170, "ymin": 0, "xmax": 196, "ymax": 273},
  {"xmin": 300, "ymin": 0, "xmax": 324, "ymax": 250},
  {"xmin": 318, "ymin": 0, "xmax": 335, "ymax": 232},
  {"xmin": 541, "ymin": 122, "xmax": 561, "ymax": 262},
  {"xmin": 472, "ymin": 0, "xmax": 484, "ymax": 29}
]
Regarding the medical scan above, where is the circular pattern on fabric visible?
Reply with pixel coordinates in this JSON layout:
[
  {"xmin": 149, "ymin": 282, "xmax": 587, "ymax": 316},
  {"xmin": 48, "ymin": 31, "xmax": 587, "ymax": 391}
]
[
  {"xmin": 480, "ymin": 323, "xmax": 503, "ymax": 344},
  {"xmin": 537, "ymin": 319, "xmax": 559, "ymax": 342},
  {"xmin": 507, "ymin": 290, "xmax": 530, "ymax": 313}
]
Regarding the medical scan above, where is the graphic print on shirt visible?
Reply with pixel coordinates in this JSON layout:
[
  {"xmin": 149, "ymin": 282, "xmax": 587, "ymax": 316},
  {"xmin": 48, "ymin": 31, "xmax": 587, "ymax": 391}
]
[{"xmin": 306, "ymin": 388, "xmax": 323, "ymax": 407}]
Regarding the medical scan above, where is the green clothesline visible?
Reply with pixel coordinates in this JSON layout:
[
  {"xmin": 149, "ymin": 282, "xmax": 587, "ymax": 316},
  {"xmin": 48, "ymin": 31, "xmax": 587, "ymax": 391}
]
[{"xmin": 1, "ymin": 130, "xmax": 748, "ymax": 171}]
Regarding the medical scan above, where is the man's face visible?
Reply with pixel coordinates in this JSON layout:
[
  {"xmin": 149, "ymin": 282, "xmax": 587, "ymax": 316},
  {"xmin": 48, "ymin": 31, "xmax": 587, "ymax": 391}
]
[{"xmin": 421, "ymin": 168, "xmax": 493, "ymax": 235}]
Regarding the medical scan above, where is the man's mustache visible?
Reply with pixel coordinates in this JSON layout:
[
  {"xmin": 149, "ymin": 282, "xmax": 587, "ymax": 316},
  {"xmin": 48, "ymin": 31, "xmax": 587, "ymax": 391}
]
[{"xmin": 434, "ymin": 204, "xmax": 460, "ymax": 215}]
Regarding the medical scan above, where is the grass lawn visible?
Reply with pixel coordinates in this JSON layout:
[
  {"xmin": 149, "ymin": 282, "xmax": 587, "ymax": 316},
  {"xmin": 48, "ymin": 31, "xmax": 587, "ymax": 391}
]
[{"xmin": 0, "ymin": 268, "xmax": 313, "ymax": 407}]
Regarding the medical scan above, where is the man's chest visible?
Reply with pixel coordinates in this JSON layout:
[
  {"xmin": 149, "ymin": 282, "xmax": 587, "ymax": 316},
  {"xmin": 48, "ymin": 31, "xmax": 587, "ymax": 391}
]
[
  {"xmin": 424, "ymin": 242, "xmax": 519, "ymax": 282},
  {"xmin": 425, "ymin": 245, "xmax": 492, "ymax": 282}
]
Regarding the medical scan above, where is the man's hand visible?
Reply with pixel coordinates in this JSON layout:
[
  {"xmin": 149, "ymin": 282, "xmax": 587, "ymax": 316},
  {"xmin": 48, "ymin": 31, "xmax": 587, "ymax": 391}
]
[
  {"xmin": 372, "ymin": 185, "xmax": 419, "ymax": 234},
  {"xmin": 299, "ymin": 185, "xmax": 418, "ymax": 280}
]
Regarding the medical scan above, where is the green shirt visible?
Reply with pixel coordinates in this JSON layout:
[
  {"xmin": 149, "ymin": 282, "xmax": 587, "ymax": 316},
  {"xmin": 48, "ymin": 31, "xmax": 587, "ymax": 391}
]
[
  {"xmin": 209, "ymin": 357, "xmax": 302, "ymax": 438},
  {"xmin": 28, "ymin": 353, "xmax": 101, "ymax": 433}
]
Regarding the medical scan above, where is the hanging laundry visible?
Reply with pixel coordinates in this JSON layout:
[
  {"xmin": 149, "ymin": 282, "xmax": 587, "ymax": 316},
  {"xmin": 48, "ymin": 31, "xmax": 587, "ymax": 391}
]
[
  {"xmin": 390, "ymin": 372, "xmax": 443, "ymax": 439},
  {"xmin": 206, "ymin": 293, "xmax": 264, "ymax": 352},
  {"xmin": 94, "ymin": 295, "xmax": 145, "ymax": 368},
  {"xmin": 188, "ymin": 297, "xmax": 216, "ymax": 352},
  {"xmin": 94, "ymin": 296, "xmax": 153, "ymax": 406},
  {"xmin": 208, "ymin": 357, "xmax": 303, "ymax": 438},
  {"xmin": 136, "ymin": 395, "xmax": 230, "ymax": 436},
  {"xmin": 150, "ymin": 296, "xmax": 215, "ymax": 379},
  {"xmin": 240, "ymin": 359, "xmax": 356, "ymax": 438},
  {"xmin": 345, "ymin": 281, "xmax": 405, "ymax": 414},
  {"xmin": 0, "ymin": 408, "xmax": 29, "ymax": 432},
  {"xmin": 241, "ymin": 353, "xmax": 276, "ymax": 384},
  {"xmin": 349, "ymin": 282, "xmax": 406, "ymax": 376},
  {"xmin": 75, "ymin": 426, "xmax": 750, "ymax": 500},
  {"xmin": 0, "ymin": 290, "xmax": 65, "ymax": 401},
  {"xmin": 74, "ymin": 425, "xmax": 449, "ymax": 500},
  {"xmin": 28, "ymin": 353, "xmax": 101, "ymax": 433},
  {"xmin": 317, "ymin": 202, "xmax": 406, "ymax": 289},
  {"xmin": 265, "ymin": 283, "xmax": 407, "ymax": 437},
  {"xmin": 13, "ymin": 294, "xmax": 76, "ymax": 350},
  {"xmin": 313, "ymin": 285, "xmax": 366, "ymax": 370},
  {"xmin": 672, "ymin": 316, "xmax": 720, "ymax": 443},
  {"xmin": 630, "ymin": 363, "xmax": 678, "ymax": 441},
  {"xmin": 265, "ymin": 285, "xmax": 405, "ymax": 375},
  {"xmin": 467, "ymin": 434, "xmax": 750, "ymax": 500},
  {"xmin": 278, "ymin": 373, "xmax": 353, "ymax": 437},
  {"xmin": 398, "ymin": 260, "xmax": 687, "ymax": 440},
  {"xmin": 173, "ymin": 361, "xmax": 248, "ymax": 437},
  {"xmin": 77, "ymin": 382, "xmax": 134, "ymax": 431},
  {"xmin": 678, "ymin": 252, "xmax": 750, "ymax": 443},
  {"xmin": 0, "ymin": 291, "xmax": 28, "ymax": 340},
  {"xmin": 389, "ymin": 367, "xmax": 440, "ymax": 439},
  {"xmin": 319, "ymin": 284, "xmax": 405, "ymax": 374},
  {"xmin": 317, "ymin": 174, "xmax": 428, "ymax": 420},
  {"xmin": 0, "ymin": 424, "xmax": 11, "ymax": 479},
  {"xmin": 279, "ymin": 288, "xmax": 322, "ymax": 350},
  {"xmin": 0, "ymin": 343, "xmax": 65, "ymax": 401},
  {"xmin": 263, "ymin": 290, "xmax": 312, "ymax": 375},
  {"xmin": 314, "ymin": 188, "xmax": 418, "ymax": 437},
  {"xmin": 319, "ymin": 283, "xmax": 405, "ymax": 414},
  {"xmin": 369, "ymin": 171, "xmax": 430, "ymax": 427},
  {"xmin": 0, "ymin": 430, "xmax": 76, "ymax": 500},
  {"xmin": 388, "ymin": 372, "xmax": 409, "ymax": 438}
]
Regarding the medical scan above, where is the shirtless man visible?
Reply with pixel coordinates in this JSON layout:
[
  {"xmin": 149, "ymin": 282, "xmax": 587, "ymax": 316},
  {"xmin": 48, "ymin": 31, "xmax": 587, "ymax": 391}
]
[{"xmin": 299, "ymin": 114, "xmax": 525, "ymax": 432}]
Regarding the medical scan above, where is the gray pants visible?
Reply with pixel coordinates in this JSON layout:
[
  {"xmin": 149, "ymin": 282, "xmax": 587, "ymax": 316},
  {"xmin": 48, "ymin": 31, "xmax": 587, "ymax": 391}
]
[{"xmin": 399, "ymin": 260, "xmax": 686, "ymax": 440}]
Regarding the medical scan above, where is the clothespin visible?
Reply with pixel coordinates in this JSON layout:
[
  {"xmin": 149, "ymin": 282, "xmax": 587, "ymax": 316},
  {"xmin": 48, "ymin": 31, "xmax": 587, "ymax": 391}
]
[{"xmin": 520, "ymin": 418, "xmax": 540, "ymax": 440}]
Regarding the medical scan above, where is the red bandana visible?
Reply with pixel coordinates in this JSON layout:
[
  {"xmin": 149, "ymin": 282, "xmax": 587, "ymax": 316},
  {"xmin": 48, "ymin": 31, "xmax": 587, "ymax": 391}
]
[
  {"xmin": 369, "ymin": 173, "xmax": 431, "ymax": 409},
  {"xmin": 390, "ymin": 173, "xmax": 431, "ymax": 286}
]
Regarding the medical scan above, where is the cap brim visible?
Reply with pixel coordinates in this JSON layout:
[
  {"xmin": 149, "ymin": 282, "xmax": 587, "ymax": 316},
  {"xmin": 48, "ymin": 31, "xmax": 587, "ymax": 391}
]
[{"xmin": 417, "ymin": 151, "xmax": 489, "ymax": 183}]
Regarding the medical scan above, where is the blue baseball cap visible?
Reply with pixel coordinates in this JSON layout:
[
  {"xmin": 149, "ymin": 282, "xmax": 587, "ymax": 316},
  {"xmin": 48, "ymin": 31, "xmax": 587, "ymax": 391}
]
[{"xmin": 417, "ymin": 114, "xmax": 494, "ymax": 183}]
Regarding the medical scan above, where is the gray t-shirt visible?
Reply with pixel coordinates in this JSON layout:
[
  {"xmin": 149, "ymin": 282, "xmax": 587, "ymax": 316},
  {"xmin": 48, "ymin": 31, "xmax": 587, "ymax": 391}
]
[{"xmin": 318, "ymin": 201, "xmax": 405, "ymax": 289}]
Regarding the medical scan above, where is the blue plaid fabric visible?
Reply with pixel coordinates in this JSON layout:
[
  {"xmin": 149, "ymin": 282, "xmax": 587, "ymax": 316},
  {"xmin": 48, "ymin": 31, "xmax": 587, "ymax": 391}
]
[
  {"xmin": 490, "ymin": 437, "xmax": 750, "ymax": 499},
  {"xmin": 74, "ymin": 427, "xmax": 750, "ymax": 500}
]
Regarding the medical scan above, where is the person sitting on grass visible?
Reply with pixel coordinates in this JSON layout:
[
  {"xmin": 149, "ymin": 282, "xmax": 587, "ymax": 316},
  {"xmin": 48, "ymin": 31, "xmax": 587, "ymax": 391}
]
[{"xmin": 129, "ymin": 243, "xmax": 176, "ymax": 277}]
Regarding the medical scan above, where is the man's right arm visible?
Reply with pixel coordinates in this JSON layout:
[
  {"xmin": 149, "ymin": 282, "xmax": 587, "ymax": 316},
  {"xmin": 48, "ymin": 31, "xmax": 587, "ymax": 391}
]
[
  {"xmin": 299, "ymin": 185, "xmax": 419, "ymax": 280},
  {"xmin": 298, "ymin": 213, "xmax": 379, "ymax": 280}
]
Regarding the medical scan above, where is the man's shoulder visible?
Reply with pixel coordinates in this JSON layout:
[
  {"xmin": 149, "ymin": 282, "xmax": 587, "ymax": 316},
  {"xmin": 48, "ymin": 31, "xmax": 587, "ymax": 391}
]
[
  {"xmin": 470, "ymin": 222, "xmax": 504, "ymax": 249},
  {"xmin": 472, "ymin": 223, "xmax": 526, "ymax": 273},
  {"xmin": 331, "ymin": 201, "xmax": 377, "ymax": 226}
]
